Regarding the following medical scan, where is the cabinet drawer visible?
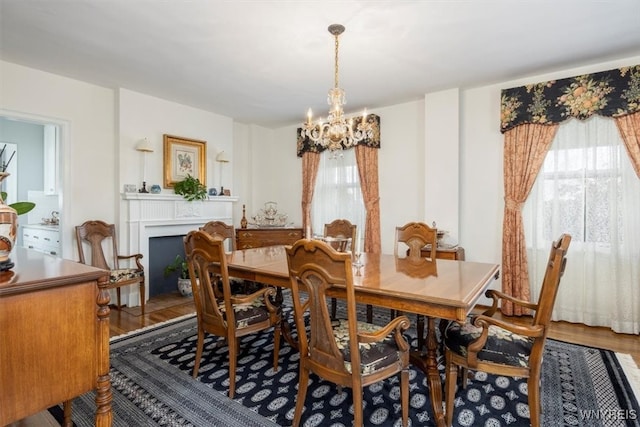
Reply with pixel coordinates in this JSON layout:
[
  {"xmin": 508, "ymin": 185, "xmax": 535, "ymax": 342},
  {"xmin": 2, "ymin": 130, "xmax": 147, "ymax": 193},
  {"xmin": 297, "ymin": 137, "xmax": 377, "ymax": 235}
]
[
  {"xmin": 236, "ymin": 228, "xmax": 303, "ymax": 249},
  {"xmin": 21, "ymin": 227, "xmax": 60, "ymax": 255}
]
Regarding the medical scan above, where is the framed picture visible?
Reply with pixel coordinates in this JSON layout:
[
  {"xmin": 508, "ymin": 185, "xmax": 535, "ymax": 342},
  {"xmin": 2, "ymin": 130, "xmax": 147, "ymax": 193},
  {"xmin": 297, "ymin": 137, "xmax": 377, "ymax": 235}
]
[{"xmin": 163, "ymin": 135, "xmax": 206, "ymax": 188}]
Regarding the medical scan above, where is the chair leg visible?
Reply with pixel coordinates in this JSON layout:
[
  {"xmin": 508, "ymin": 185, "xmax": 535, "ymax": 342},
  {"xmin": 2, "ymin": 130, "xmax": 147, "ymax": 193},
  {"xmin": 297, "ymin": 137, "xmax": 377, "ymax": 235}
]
[
  {"xmin": 528, "ymin": 371, "xmax": 542, "ymax": 427},
  {"xmin": 139, "ymin": 281, "xmax": 145, "ymax": 315},
  {"xmin": 272, "ymin": 322, "xmax": 281, "ymax": 371},
  {"xmin": 330, "ymin": 297, "xmax": 337, "ymax": 319},
  {"xmin": 228, "ymin": 336, "xmax": 238, "ymax": 398},
  {"xmin": 444, "ymin": 351, "xmax": 458, "ymax": 427},
  {"xmin": 292, "ymin": 366, "xmax": 309, "ymax": 427},
  {"xmin": 116, "ymin": 287, "xmax": 122, "ymax": 310},
  {"xmin": 417, "ymin": 314, "xmax": 425, "ymax": 350},
  {"xmin": 62, "ymin": 399, "xmax": 72, "ymax": 427},
  {"xmin": 401, "ymin": 367, "xmax": 409, "ymax": 427},
  {"xmin": 192, "ymin": 329, "xmax": 205, "ymax": 378},
  {"xmin": 366, "ymin": 304, "xmax": 373, "ymax": 323},
  {"xmin": 352, "ymin": 384, "xmax": 364, "ymax": 427}
]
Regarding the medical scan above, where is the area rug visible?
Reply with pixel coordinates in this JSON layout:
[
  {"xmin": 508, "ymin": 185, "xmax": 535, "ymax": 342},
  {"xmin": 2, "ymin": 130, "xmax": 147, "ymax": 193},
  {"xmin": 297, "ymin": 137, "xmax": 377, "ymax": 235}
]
[{"xmin": 55, "ymin": 308, "xmax": 639, "ymax": 426}]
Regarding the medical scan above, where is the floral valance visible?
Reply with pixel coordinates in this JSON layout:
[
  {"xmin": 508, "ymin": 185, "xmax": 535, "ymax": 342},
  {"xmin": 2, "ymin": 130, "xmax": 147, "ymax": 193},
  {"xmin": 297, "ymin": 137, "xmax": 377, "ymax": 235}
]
[
  {"xmin": 296, "ymin": 114, "xmax": 381, "ymax": 157},
  {"xmin": 500, "ymin": 65, "xmax": 640, "ymax": 133}
]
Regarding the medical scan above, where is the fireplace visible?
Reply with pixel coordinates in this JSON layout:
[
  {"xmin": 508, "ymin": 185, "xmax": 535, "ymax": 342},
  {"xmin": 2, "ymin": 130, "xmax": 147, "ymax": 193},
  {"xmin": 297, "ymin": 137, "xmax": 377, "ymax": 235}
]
[{"xmin": 121, "ymin": 193, "xmax": 238, "ymax": 302}]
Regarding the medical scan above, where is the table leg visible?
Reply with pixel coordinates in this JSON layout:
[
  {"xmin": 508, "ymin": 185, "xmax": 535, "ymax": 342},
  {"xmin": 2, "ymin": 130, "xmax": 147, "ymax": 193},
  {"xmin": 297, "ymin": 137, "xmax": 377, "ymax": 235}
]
[
  {"xmin": 409, "ymin": 316, "xmax": 446, "ymax": 427},
  {"xmin": 274, "ymin": 287, "xmax": 298, "ymax": 350}
]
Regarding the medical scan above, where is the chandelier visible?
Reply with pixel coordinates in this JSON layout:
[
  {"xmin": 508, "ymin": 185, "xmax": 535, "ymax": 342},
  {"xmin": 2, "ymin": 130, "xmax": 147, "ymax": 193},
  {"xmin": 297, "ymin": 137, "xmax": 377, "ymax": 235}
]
[{"xmin": 301, "ymin": 24, "xmax": 374, "ymax": 153}]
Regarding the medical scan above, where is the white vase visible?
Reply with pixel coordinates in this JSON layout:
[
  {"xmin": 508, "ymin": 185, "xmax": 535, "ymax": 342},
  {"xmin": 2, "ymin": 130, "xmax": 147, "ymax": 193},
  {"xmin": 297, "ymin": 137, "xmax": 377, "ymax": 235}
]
[{"xmin": 177, "ymin": 278, "xmax": 193, "ymax": 297}]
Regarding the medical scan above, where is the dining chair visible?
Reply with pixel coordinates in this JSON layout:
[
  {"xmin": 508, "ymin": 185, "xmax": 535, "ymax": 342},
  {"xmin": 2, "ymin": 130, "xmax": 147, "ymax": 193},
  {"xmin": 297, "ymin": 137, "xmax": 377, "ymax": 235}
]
[
  {"xmin": 200, "ymin": 220, "xmax": 236, "ymax": 251},
  {"xmin": 75, "ymin": 219, "xmax": 145, "ymax": 314},
  {"xmin": 323, "ymin": 219, "xmax": 363, "ymax": 320},
  {"xmin": 286, "ymin": 239, "xmax": 411, "ymax": 427},
  {"xmin": 200, "ymin": 220, "xmax": 251, "ymax": 295},
  {"xmin": 183, "ymin": 230, "xmax": 281, "ymax": 398},
  {"xmin": 393, "ymin": 221, "xmax": 439, "ymax": 349},
  {"xmin": 443, "ymin": 234, "xmax": 571, "ymax": 427}
]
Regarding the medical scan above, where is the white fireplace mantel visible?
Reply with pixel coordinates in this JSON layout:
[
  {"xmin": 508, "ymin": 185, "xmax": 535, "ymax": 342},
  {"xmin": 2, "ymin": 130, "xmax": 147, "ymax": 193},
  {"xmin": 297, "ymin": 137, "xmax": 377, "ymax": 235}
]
[{"xmin": 121, "ymin": 192, "xmax": 238, "ymax": 304}]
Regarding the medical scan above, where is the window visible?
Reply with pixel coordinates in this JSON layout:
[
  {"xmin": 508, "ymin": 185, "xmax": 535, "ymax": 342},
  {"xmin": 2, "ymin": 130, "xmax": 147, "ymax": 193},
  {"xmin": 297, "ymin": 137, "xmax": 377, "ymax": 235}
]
[
  {"xmin": 534, "ymin": 138, "xmax": 625, "ymax": 245},
  {"xmin": 523, "ymin": 115, "xmax": 640, "ymax": 334},
  {"xmin": 311, "ymin": 148, "xmax": 365, "ymax": 239}
]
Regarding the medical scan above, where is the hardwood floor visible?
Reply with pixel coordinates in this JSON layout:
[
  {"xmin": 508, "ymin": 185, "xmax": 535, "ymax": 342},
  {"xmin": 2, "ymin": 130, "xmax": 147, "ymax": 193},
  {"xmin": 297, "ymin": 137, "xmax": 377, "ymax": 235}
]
[{"xmin": 111, "ymin": 292, "xmax": 640, "ymax": 366}]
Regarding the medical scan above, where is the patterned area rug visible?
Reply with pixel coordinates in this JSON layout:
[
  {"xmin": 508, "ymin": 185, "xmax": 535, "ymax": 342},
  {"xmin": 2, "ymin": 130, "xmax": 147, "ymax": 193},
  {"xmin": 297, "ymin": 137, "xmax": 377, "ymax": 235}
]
[{"xmin": 55, "ymin": 308, "xmax": 639, "ymax": 426}]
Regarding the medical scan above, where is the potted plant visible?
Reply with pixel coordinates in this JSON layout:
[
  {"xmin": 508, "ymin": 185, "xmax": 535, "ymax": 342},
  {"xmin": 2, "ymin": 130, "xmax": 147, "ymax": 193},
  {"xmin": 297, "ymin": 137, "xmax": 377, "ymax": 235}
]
[
  {"xmin": 173, "ymin": 174, "xmax": 207, "ymax": 201},
  {"xmin": 163, "ymin": 254, "xmax": 193, "ymax": 297}
]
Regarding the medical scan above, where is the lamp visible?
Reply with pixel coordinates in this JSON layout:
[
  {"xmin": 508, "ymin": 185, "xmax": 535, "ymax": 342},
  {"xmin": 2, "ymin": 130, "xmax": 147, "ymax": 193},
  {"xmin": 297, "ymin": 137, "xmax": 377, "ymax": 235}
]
[
  {"xmin": 301, "ymin": 24, "xmax": 374, "ymax": 155},
  {"xmin": 135, "ymin": 138, "xmax": 153, "ymax": 193},
  {"xmin": 216, "ymin": 150, "xmax": 230, "ymax": 195}
]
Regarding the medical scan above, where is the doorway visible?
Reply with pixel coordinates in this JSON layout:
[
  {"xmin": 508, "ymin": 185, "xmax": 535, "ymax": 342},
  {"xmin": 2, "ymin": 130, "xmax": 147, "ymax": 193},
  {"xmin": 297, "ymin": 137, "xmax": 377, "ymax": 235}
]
[{"xmin": 0, "ymin": 112, "xmax": 63, "ymax": 254}]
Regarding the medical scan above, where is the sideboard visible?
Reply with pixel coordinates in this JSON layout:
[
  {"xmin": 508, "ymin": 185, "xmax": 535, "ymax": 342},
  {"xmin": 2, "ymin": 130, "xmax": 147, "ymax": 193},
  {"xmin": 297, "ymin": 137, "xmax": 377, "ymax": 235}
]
[
  {"xmin": 236, "ymin": 227, "xmax": 304, "ymax": 249},
  {"xmin": 0, "ymin": 247, "xmax": 112, "ymax": 426}
]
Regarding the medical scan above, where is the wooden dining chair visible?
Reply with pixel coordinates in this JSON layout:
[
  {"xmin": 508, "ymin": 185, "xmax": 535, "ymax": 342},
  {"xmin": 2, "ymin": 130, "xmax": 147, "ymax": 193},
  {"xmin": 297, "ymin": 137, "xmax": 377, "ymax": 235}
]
[
  {"xmin": 75, "ymin": 219, "xmax": 145, "ymax": 314},
  {"xmin": 323, "ymin": 219, "xmax": 361, "ymax": 320},
  {"xmin": 200, "ymin": 220, "xmax": 263, "ymax": 295},
  {"xmin": 183, "ymin": 230, "xmax": 281, "ymax": 398},
  {"xmin": 200, "ymin": 220, "xmax": 236, "ymax": 251},
  {"xmin": 286, "ymin": 239, "xmax": 411, "ymax": 427},
  {"xmin": 393, "ymin": 221, "xmax": 439, "ymax": 349},
  {"xmin": 394, "ymin": 221, "xmax": 438, "ymax": 260},
  {"xmin": 444, "ymin": 234, "xmax": 571, "ymax": 427}
]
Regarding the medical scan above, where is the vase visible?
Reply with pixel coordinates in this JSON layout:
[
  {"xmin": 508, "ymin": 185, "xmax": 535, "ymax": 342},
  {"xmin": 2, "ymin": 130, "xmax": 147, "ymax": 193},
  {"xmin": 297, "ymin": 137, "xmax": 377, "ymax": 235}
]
[
  {"xmin": 0, "ymin": 172, "xmax": 18, "ymax": 269},
  {"xmin": 177, "ymin": 278, "xmax": 193, "ymax": 297}
]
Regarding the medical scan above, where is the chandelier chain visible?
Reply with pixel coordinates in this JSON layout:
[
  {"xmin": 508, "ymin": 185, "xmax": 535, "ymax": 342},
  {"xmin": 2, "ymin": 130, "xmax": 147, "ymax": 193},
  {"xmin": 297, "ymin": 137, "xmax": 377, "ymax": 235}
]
[{"xmin": 334, "ymin": 32, "xmax": 340, "ymax": 89}]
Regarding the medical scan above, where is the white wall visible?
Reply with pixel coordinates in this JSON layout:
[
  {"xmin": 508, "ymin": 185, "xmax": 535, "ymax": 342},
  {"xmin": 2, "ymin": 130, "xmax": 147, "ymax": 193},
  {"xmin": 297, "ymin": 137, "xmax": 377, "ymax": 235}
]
[{"xmin": 118, "ymin": 89, "xmax": 234, "ymax": 194}]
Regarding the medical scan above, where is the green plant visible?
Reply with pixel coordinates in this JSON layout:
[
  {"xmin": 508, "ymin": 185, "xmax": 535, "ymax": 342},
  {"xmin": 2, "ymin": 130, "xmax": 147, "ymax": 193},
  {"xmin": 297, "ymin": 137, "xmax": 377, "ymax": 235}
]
[
  {"xmin": 173, "ymin": 174, "xmax": 207, "ymax": 201},
  {"xmin": 163, "ymin": 254, "xmax": 190, "ymax": 279},
  {"xmin": 1, "ymin": 191, "xmax": 35, "ymax": 215}
]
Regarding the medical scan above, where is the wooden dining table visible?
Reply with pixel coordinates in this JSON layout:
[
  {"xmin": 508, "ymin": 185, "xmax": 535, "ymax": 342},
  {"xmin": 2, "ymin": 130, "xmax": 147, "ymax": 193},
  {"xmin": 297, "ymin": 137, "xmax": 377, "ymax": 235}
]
[{"xmin": 225, "ymin": 244, "xmax": 500, "ymax": 427}]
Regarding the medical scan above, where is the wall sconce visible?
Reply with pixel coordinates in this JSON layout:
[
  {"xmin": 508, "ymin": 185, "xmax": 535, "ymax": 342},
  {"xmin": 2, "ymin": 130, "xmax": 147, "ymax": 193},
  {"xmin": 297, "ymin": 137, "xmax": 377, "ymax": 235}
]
[
  {"xmin": 135, "ymin": 137, "xmax": 154, "ymax": 193},
  {"xmin": 215, "ymin": 150, "xmax": 230, "ymax": 195}
]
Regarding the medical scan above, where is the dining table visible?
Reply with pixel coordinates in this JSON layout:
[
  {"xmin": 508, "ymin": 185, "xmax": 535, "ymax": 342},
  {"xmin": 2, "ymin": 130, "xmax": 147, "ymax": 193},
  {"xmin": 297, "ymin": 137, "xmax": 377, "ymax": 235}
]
[{"xmin": 225, "ymin": 244, "xmax": 500, "ymax": 427}]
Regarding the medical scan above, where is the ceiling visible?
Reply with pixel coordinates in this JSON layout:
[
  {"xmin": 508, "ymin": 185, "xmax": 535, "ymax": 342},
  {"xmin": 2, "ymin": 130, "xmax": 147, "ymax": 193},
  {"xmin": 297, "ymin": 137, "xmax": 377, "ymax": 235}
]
[{"xmin": 1, "ymin": 1, "xmax": 639, "ymax": 128}]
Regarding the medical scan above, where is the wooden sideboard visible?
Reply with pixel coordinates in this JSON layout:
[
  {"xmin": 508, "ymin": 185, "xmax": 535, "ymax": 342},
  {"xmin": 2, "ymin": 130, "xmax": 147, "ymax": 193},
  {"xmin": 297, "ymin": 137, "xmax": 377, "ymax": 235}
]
[
  {"xmin": 420, "ymin": 245, "xmax": 466, "ymax": 260},
  {"xmin": 236, "ymin": 227, "xmax": 304, "ymax": 249},
  {"xmin": 0, "ymin": 247, "xmax": 112, "ymax": 427}
]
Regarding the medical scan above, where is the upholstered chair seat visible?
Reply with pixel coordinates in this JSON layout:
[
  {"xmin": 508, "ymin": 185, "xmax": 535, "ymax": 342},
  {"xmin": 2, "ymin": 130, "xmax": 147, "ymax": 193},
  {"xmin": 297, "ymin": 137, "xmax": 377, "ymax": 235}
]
[
  {"xmin": 444, "ymin": 320, "xmax": 534, "ymax": 368},
  {"xmin": 331, "ymin": 319, "xmax": 406, "ymax": 375}
]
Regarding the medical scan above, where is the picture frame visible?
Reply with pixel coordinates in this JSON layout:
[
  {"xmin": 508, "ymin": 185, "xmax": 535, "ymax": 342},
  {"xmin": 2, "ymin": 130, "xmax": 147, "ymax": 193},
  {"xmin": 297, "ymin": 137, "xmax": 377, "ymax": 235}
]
[{"xmin": 163, "ymin": 134, "xmax": 206, "ymax": 188}]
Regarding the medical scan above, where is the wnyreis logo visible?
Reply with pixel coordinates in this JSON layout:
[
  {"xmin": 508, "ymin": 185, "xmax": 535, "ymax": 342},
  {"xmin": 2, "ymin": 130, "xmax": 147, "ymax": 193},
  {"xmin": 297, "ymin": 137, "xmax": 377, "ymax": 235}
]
[{"xmin": 580, "ymin": 409, "xmax": 637, "ymax": 421}]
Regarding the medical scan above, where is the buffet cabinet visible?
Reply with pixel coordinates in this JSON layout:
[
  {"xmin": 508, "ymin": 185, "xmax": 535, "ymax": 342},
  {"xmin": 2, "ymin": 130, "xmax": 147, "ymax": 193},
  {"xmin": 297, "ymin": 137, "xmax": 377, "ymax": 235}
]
[
  {"xmin": 21, "ymin": 224, "xmax": 61, "ymax": 256},
  {"xmin": 0, "ymin": 247, "xmax": 112, "ymax": 426},
  {"xmin": 236, "ymin": 227, "xmax": 304, "ymax": 249}
]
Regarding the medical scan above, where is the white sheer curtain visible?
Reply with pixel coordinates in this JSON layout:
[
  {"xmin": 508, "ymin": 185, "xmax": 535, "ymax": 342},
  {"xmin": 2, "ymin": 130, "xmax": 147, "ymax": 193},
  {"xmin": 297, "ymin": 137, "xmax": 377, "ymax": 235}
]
[
  {"xmin": 311, "ymin": 148, "xmax": 365, "ymax": 245},
  {"xmin": 523, "ymin": 116, "xmax": 640, "ymax": 334}
]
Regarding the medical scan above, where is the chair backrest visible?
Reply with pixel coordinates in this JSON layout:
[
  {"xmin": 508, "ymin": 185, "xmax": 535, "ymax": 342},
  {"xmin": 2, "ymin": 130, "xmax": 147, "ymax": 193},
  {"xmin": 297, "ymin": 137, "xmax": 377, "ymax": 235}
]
[
  {"xmin": 183, "ymin": 230, "xmax": 232, "ymax": 330},
  {"xmin": 200, "ymin": 220, "xmax": 237, "ymax": 251},
  {"xmin": 75, "ymin": 220, "xmax": 119, "ymax": 270},
  {"xmin": 286, "ymin": 239, "xmax": 359, "ymax": 375},
  {"xmin": 394, "ymin": 222, "xmax": 437, "ymax": 260},
  {"xmin": 324, "ymin": 219, "xmax": 357, "ymax": 255},
  {"xmin": 533, "ymin": 234, "xmax": 571, "ymax": 327},
  {"xmin": 395, "ymin": 256, "xmax": 438, "ymax": 279}
]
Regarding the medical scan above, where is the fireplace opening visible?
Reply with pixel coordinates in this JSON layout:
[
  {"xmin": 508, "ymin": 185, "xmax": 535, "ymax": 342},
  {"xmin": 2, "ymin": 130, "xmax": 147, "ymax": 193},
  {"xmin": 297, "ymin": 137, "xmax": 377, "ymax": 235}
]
[{"xmin": 149, "ymin": 235, "xmax": 187, "ymax": 298}]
